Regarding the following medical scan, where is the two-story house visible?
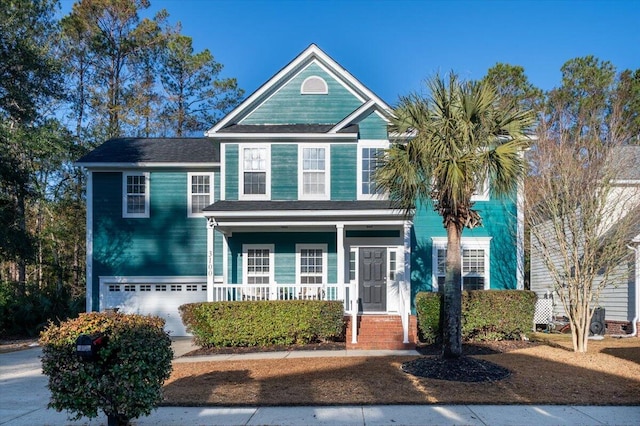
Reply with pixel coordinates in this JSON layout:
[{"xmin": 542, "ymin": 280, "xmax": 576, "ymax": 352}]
[{"xmin": 77, "ymin": 44, "xmax": 524, "ymax": 347}]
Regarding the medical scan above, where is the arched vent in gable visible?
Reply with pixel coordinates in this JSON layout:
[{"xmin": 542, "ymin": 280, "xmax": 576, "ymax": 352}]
[{"xmin": 301, "ymin": 76, "xmax": 328, "ymax": 94}]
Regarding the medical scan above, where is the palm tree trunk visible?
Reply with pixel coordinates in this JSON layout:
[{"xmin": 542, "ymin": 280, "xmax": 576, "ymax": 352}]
[{"xmin": 443, "ymin": 221, "xmax": 463, "ymax": 359}]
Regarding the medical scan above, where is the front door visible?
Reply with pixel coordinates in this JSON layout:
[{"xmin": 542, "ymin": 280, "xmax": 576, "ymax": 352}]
[{"xmin": 359, "ymin": 247, "xmax": 387, "ymax": 312}]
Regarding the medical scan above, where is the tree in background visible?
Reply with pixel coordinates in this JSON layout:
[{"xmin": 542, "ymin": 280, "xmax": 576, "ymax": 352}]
[
  {"xmin": 482, "ymin": 63, "xmax": 544, "ymax": 112},
  {"xmin": 527, "ymin": 56, "xmax": 640, "ymax": 352},
  {"xmin": 159, "ymin": 33, "xmax": 244, "ymax": 137},
  {"xmin": 375, "ymin": 74, "xmax": 534, "ymax": 358},
  {"xmin": 62, "ymin": 0, "xmax": 169, "ymax": 140}
]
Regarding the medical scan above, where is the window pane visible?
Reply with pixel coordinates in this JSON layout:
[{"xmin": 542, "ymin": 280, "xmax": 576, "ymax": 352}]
[
  {"xmin": 361, "ymin": 147, "xmax": 383, "ymax": 195},
  {"xmin": 300, "ymin": 248, "xmax": 323, "ymax": 284},
  {"xmin": 126, "ymin": 175, "xmax": 146, "ymax": 214},
  {"xmin": 244, "ymin": 172, "xmax": 266, "ymax": 194}
]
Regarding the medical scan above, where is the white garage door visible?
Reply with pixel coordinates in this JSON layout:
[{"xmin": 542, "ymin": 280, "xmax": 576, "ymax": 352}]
[{"xmin": 103, "ymin": 280, "xmax": 207, "ymax": 336}]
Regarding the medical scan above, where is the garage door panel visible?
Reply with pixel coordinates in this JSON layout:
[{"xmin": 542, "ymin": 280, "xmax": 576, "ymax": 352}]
[{"xmin": 104, "ymin": 281, "xmax": 206, "ymax": 336}]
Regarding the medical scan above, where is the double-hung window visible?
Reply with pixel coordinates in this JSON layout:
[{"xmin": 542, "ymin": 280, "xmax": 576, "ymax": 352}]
[
  {"xmin": 358, "ymin": 141, "xmax": 388, "ymax": 199},
  {"xmin": 123, "ymin": 172, "xmax": 149, "ymax": 218},
  {"xmin": 297, "ymin": 244, "xmax": 327, "ymax": 285},
  {"xmin": 244, "ymin": 245, "xmax": 273, "ymax": 285},
  {"xmin": 299, "ymin": 146, "xmax": 329, "ymax": 200},
  {"xmin": 188, "ymin": 173, "xmax": 214, "ymax": 217},
  {"xmin": 241, "ymin": 146, "xmax": 269, "ymax": 199},
  {"xmin": 432, "ymin": 237, "xmax": 491, "ymax": 291}
]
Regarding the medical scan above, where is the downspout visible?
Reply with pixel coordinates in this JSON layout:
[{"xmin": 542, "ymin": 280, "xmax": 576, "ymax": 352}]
[{"xmin": 613, "ymin": 243, "xmax": 639, "ymax": 338}]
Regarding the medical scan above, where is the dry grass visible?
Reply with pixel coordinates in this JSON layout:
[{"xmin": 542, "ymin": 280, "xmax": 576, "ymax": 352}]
[{"xmin": 162, "ymin": 334, "xmax": 640, "ymax": 406}]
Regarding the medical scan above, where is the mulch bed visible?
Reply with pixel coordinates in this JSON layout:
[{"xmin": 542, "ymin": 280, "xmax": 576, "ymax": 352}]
[{"xmin": 184, "ymin": 341, "xmax": 347, "ymax": 356}]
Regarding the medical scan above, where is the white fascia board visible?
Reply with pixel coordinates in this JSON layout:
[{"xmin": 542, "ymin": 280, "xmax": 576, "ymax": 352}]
[
  {"xmin": 431, "ymin": 236, "xmax": 493, "ymax": 245},
  {"xmin": 330, "ymin": 100, "xmax": 376, "ymax": 134},
  {"xmin": 76, "ymin": 162, "xmax": 220, "ymax": 169},
  {"xmin": 206, "ymin": 44, "xmax": 393, "ymax": 136},
  {"xmin": 215, "ymin": 220, "xmax": 408, "ymax": 228},
  {"xmin": 206, "ymin": 209, "xmax": 405, "ymax": 219},
  {"xmin": 100, "ymin": 276, "xmax": 207, "ymax": 284},
  {"xmin": 208, "ymin": 133, "xmax": 355, "ymax": 140}
]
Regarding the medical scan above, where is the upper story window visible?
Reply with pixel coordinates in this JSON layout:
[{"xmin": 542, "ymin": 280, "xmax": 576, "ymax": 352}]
[
  {"xmin": 432, "ymin": 237, "xmax": 491, "ymax": 291},
  {"xmin": 299, "ymin": 145, "xmax": 330, "ymax": 200},
  {"xmin": 122, "ymin": 172, "xmax": 149, "ymax": 218},
  {"xmin": 300, "ymin": 76, "xmax": 328, "ymax": 94},
  {"xmin": 240, "ymin": 145, "xmax": 270, "ymax": 199},
  {"xmin": 188, "ymin": 173, "xmax": 214, "ymax": 217},
  {"xmin": 358, "ymin": 140, "xmax": 388, "ymax": 199}
]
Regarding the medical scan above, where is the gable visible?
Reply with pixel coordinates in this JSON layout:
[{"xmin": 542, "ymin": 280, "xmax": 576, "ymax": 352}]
[
  {"xmin": 357, "ymin": 112, "xmax": 389, "ymax": 139},
  {"xmin": 240, "ymin": 61, "xmax": 363, "ymax": 125}
]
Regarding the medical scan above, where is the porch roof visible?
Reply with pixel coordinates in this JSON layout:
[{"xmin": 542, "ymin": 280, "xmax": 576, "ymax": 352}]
[{"xmin": 203, "ymin": 200, "xmax": 410, "ymax": 227}]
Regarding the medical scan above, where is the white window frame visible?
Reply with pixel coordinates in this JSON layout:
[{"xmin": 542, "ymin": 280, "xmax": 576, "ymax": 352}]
[
  {"xmin": 122, "ymin": 172, "xmax": 150, "ymax": 218},
  {"xmin": 187, "ymin": 172, "xmax": 214, "ymax": 218},
  {"xmin": 298, "ymin": 144, "xmax": 330, "ymax": 200},
  {"xmin": 296, "ymin": 244, "xmax": 328, "ymax": 285},
  {"xmin": 471, "ymin": 175, "xmax": 490, "ymax": 201},
  {"xmin": 357, "ymin": 140, "xmax": 388, "ymax": 200},
  {"xmin": 300, "ymin": 75, "xmax": 328, "ymax": 94},
  {"xmin": 431, "ymin": 237, "xmax": 491, "ymax": 291},
  {"xmin": 239, "ymin": 144, "xmax": 270, "ymax": 200},
  {"xmin": 242, "ymin": 244, "xmax": 274, "ymax": 285}
]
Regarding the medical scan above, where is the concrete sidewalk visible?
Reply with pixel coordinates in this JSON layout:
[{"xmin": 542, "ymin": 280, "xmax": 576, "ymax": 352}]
[{"xmin": 2, "ymin": 345, "xmax": 639, "ymax": 426}]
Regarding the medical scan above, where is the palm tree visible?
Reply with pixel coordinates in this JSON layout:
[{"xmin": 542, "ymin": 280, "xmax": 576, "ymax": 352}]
[{"xmin": 376, "ymin": 73, "xmax": 534, "ymax": 359}]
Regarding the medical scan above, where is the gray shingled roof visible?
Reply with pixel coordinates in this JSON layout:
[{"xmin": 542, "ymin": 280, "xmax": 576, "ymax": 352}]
[
  {"xmin": 615, "ymin": 145, "xmax": 640, "ymax": 180},
  {"xmin": 216, "ymin": 124, "xmax": 359, "ymax": 134},
  {"xmin": 203, "ymin": 200, "xmax": 398, "ymax": 212},
  {"xmin": 76, "ymin": 138, "xmax": 219, "ymax": 164}
]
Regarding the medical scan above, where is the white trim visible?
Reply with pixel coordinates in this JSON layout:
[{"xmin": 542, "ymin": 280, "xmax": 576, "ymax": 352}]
[
  {"xmin": 207, "ymin": 209, "xmax": 404, "ymax": 219},
  {"xmin": 208, "ymin": 132, "xmax": 356, "ymax": 140},
  {"xmin": 296, "ymin": 244, "xmax": 328, "ymax": 284},
  {"xmin": 239, "ymin": 144, "xmax": 271, "ymax": 200},
  {"xmin": 188, "ymin": 172, "xmax": 215, "ymax": 218},
  {"xmin": 300, "ymin": 75, "xmax": 328, "ymax": 94},
  {"xmin": 206, "ymin": 44, "xmax": 393, "ymax": 136},
  {"xmin": 100, "ymin": 276, "xmax": 208, "ymax": 284},
  {"xmin": 431, "ymin": 237, "xmax": 492, "ymax": 291},
  {"xmin": 298, "ymin": 144, "xmax": 330, "ymax": 200},
  {"xmin": 220, "ymin": 144, "xmax": 226, "ymax": 200},
  {"xmin": 86, "ymin": 171, "xmax": 93, "ymax": 312},
  {"xmin": 122, "ymin": 172, "xmax": 150, "ymax": 218},
  {"xmin": 242, "ymin": 244, "xmax": 275, "ymax": 285},
  {"xmin": 517, "ymin": 173, "xmax": 525, "ymax": 290},
  {"xmin": 357, "ymin": 140, "xmax": 389, "ymax": 200},
  {"xmin": 330, "ymin": 101, "xmax": 391, "ymax": 134},
  {"xmin": 77, "ymin": 162, "xmax": 219, "ymax": 169}
]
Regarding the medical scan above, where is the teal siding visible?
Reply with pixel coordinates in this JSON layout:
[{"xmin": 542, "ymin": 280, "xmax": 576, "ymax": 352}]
[
  {"xmin": 271, "ymin": 144, "xmax": 298, "ymax": 200},
  {"xmin": 225, "ymin": 144, "xmax": 238, "ymax": 200},
  {"xmin": 92, "ymin": 171, "xmax": 209, "ymax": 308},
  {"xmin": 227, "ymin": 232, "xmax": 337, "ymax": 284},
  {"xmin": 330, "ymin": 144, "xmax": 357, "ymax": 200},
  {"xmin": 358, "ymin": 112, "xmax": 388, "ymax": 139},
  {"xmin": 410, "ymin": 197, "xmax": 518, "ymax": 298},
  {"xmin": 241, "ymin": 63, "xmax": 362, "ymax": 125}
]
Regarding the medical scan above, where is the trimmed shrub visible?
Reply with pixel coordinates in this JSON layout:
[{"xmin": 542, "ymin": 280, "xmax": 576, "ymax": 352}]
[
  {"xmin": 415, "ymin": 290, "xmax": 536, "ymax": 342},
  {"xmin": 39, "ymin": 312, "xmax": 173, "ymax": 426},
  {"xmin": 462, "ymin": 290, "xmax": 536, "ymax": 340},
  {"xmin": 180, "ymin": 300, "xmax": 345, "ymax": 348},
  {"xmin": 415, "ymin": 292, "xmax": 442, "ymax": 344}
]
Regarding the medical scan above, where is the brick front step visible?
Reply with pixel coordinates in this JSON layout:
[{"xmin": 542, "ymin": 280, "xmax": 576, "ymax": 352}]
[{"xmin": 345, "ymin": 314, "xmax": 418, "ymax": 350}]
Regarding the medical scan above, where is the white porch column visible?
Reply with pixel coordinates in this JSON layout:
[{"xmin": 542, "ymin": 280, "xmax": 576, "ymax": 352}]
[
  {"xmin": 336, "ymin": 223, "xmax": 345, "ymax": 296},
  {"xmin": 206, "ymin": 218, "xmax": 215, "ymax": 302},
  {"xmin": 86, "ymin": 171, "xmax": 93, "ymax": 312},
  {"xmin": 402, "ymin": 220, "xmax": 413, "ymax": 343}
]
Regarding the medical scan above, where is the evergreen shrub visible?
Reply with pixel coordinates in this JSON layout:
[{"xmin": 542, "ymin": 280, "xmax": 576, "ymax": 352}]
[
  {"xmin": 39, "ymin": 312, "xmax": 173, "ymax": 426},
  {"xmin": 180, "ymin": 300, "xmax": 345, "ymax": 347}
]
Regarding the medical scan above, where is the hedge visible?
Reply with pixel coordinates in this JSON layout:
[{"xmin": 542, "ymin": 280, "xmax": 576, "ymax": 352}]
[
  {"xmin": 180, "ymin": 300, "xmax": 345, "ymax": 348},
  {"xmin": 415, "ymin": 290, "xmax": 536, "ymax": 342}
]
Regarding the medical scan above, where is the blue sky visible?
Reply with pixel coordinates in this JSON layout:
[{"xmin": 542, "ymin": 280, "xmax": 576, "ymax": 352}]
[{"xmin": 58, "ymin": 0, "xmax": 640, "ymax": 105}]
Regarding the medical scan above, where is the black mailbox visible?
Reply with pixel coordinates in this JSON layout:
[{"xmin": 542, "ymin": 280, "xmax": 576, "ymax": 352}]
[{"xmin": 76, "ymin": 333, "xmax": 107, "ymax": 361}]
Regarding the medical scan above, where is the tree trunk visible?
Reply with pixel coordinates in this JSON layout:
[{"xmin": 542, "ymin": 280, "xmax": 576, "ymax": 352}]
[{"xmin": 442, "ymin": 221, "xmax": 463, "ymax": 359}]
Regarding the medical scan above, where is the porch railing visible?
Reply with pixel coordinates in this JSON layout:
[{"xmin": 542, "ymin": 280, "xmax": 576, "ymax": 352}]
[{"xmin": 210, "ymin": 283, "xmax": 345, "ymax": 305}]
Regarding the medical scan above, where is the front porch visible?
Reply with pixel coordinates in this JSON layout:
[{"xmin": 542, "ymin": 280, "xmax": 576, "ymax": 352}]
[{"xmin": 201, "ymin": 200, "xmax": 415, "ymax": 349}]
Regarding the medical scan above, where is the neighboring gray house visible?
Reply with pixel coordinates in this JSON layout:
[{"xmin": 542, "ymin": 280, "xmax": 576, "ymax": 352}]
[{"xmin": 530, "ymin": 146, "xmax": 640, "ymax": 336}]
